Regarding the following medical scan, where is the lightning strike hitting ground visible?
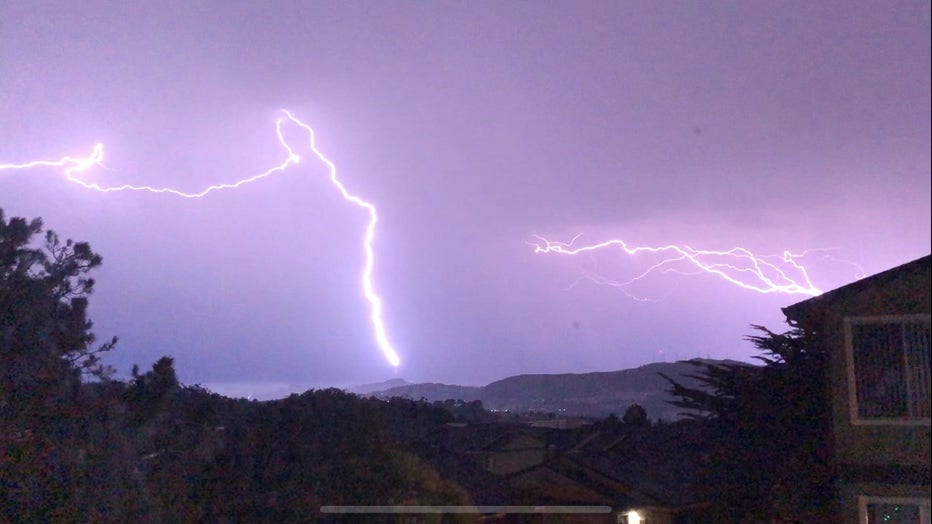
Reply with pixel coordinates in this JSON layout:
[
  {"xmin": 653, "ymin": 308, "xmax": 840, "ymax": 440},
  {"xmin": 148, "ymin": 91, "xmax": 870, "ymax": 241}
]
[
  {"xmin": 0, "ymin": 111, "xmax": 402, "ymax": 368},
  {"xmin": 528, "ymin": 234, "xmax": 824, "ymax": 297}
]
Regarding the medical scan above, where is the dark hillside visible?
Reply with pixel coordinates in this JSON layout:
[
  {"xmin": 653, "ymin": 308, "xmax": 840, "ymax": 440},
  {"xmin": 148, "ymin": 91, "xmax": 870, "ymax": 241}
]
[{"xmin": 366, "ymin": 359, "xmax": 753, "ymax": 420}]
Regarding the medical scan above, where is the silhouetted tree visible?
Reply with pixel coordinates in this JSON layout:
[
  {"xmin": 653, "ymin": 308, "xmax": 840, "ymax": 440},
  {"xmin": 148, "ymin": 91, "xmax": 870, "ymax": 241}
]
[
  {"xmin": 621, "ymin": 403, "xmax": 649, "ymax": 427},
  {"xmin": 127, "ymin": 356, "xmax": 180, "ymax": 424},
  {"xmin": 0, "ymin": 209, "xmax": 117, "ymax": 519},
  {"xmin": 662, "ymin": 325, "xmax": 834, "ymax": 521},
  {"xmin": 1, "ymin": 209, "xmax": 116, "ymax": 422}
]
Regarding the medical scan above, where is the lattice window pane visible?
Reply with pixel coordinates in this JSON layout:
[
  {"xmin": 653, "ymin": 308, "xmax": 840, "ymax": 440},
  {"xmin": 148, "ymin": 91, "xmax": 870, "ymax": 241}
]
[
  {"xmin": 850, "ymin": 317, "xmax": 931, "ymax": 420},
  {"xmin": 852, "ymin": 323, "xmax": 907, "ymax": 418},
  {"xmin": 904, "ymin": 322, "xmax": 931, "ymax": 418}
]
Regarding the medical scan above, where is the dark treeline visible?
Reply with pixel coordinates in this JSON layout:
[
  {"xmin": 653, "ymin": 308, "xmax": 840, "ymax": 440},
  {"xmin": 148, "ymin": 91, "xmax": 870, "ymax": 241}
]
[
  {"xmin": 3, "ymin": 370, "xmax": 475, "ymax": 521},
  {"xmin": 2, "ymin": 209, "xmax": 833, "ymax": 522},
  {"xmin": 0, "ymin": 210, "xmax": 473, "ymax": 522},
  {"xmin": 661, "ymin": 326, "xmax": 835, "ymax": 521}
]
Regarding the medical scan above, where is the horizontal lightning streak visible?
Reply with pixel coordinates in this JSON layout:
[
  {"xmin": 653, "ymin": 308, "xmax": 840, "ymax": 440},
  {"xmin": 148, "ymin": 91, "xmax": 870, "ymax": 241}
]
[
  {"xmin": 0, "ymin": 111, "xmax": 401, "ymax": 368},
  {"xmin": 1, "ymin": 122, "xmax": 299, "ymax": 197},
  {"xmin": 528, "ymin": 235, "xmax": 823, "ymax": 297}
]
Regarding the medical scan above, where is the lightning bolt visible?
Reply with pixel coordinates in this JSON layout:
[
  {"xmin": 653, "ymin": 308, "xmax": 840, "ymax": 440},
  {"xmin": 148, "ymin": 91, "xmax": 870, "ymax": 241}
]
[
  {"xmin": 0, "ymin": 110, "xmax": 401, "ymax": 368},
  {"xmin": 281, "ymin": 111, "xmax": 400, "ymax": 368},
  {"xmin": 528, "ymin": 234, "xmax": 823, "ymax": 297}
]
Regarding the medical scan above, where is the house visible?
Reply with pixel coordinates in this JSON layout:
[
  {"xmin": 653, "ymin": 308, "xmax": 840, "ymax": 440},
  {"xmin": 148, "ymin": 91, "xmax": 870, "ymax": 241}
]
[
  {"xmin": 783, "ymin": 255, "xmax": 931, "ymax": 523},
  {"xmin": 478, "ymin": 432, "xmax": 553, "ymax": 475},
  {"xmin": 409, "ymin": 421, "xmax": 710, "ymax": 522},
  {"xmin": 504, "ymin": 454, "xmax": 666, "ymax": 523}
]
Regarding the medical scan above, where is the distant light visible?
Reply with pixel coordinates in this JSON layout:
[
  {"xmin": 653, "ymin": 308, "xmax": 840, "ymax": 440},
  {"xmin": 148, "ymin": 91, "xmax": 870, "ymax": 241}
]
[{"xmin": 626, "ymin": 510, "xmax": 643, "ymax": 524}]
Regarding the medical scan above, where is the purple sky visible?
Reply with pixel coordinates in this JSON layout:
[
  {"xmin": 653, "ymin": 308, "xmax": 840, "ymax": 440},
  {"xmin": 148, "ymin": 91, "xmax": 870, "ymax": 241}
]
[{"xmin": 2, "ymin": 1, "xmax": 930, "ymax": 398}]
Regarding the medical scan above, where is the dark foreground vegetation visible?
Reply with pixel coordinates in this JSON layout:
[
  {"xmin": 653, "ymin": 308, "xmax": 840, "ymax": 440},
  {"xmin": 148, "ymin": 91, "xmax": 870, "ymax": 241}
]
[
  {"xmin": 1, "ymin": 209, "xmax": 834, "ymax": 522},
  {"xmin": 1, "ymin": 209, "xmax": 475, "ymax": 521}
]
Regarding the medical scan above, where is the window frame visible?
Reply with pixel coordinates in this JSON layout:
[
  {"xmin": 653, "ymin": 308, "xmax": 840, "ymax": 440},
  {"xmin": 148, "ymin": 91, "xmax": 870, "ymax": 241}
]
[
  {"xmin": 858, "ymin": 495, "xmax": 931, "ymax": 524},
  {"xmin": 844, "ymin": 314, "xmax": 932, "ymax": 426}
]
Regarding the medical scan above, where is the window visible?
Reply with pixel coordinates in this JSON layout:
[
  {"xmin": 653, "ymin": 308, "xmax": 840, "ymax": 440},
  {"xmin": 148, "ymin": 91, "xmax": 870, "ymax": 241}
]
[
  {"xmin": 859, "ymin": 496, "xmax": 931, "ymax": 524},
  {"xmin": 618, "ymin": 510, "xmax": 644, "ymax": 524},
  {"xmin": 845, "ymin": 315, "xmax": 931, "ymax": 425}
]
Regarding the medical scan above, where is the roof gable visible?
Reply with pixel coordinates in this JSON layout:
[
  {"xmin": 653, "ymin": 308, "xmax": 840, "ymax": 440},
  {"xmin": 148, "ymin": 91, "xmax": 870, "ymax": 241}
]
[{"xmin": 784, "ymin": 255, "xmax": 931, "ymax": 322}]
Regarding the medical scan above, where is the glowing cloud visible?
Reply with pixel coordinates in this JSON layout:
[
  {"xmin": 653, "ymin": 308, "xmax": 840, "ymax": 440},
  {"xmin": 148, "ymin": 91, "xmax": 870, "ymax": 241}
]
[
  {"xmin": 0, "ymin": 111, "xmax": 401, "ymax": 368},
  {"xmin": 528, "ymin": 234, "xmax": 824, "ymax": 297}
]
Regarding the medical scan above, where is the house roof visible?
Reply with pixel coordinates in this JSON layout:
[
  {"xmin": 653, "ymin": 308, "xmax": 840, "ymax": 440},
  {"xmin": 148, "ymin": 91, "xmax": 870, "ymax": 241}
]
[
  {"xmin": 569, "ymin": 420, "xmax": 712, "ymax": 508},
  {"xmin": 408, "ymin": 419, "xmax": 712, "ymax": 509},
  {"xmin": 504, "ymin": 453, "xmax": 663, "ymax": 507},
  {"xmin": 413, "ymin": 421, "xmax": 588, "ymax": 454},
  {"xmin": 783, "ymin": 254, "xmax": 931, "ymax": 322}
]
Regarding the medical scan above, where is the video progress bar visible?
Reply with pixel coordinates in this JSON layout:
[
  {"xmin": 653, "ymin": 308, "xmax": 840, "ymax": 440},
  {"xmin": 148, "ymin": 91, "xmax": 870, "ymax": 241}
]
[{"xmin": 320, "ymin": 505, "xmax": 612, "ymax": 514}]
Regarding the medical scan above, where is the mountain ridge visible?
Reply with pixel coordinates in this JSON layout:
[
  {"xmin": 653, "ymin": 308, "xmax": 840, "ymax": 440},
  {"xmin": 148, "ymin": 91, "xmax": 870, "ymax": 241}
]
[{"xmin": 354, "ymin": 359, "xmax": 751, "ymax": 420}]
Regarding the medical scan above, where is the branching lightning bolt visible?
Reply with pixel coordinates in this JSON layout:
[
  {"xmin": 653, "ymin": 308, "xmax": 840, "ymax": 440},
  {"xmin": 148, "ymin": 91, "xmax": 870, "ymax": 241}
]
[
  {"xmin": 0, "ymin": 111, "xmax": 401, "ymax": 368},
  {"xmin": 281, "ymin": 111, "xmax": 400, "ymax": 367},
  {"xmin": 528, "ymin": 234, "xmax": 823, "ymax": 297}
]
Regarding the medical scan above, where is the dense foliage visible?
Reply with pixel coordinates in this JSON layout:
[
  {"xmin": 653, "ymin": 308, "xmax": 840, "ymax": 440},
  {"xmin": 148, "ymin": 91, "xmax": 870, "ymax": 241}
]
[
  {"xmin": 662, "ymin": 325, "xmax": 834, "ymax": 521},
  {"xmin": 1, "ymin": 211, "xmax": 116, "ymax": 419},
  {"xmin": 0, "ymin": 210, "xmax": 472, "ymax": 522}
]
